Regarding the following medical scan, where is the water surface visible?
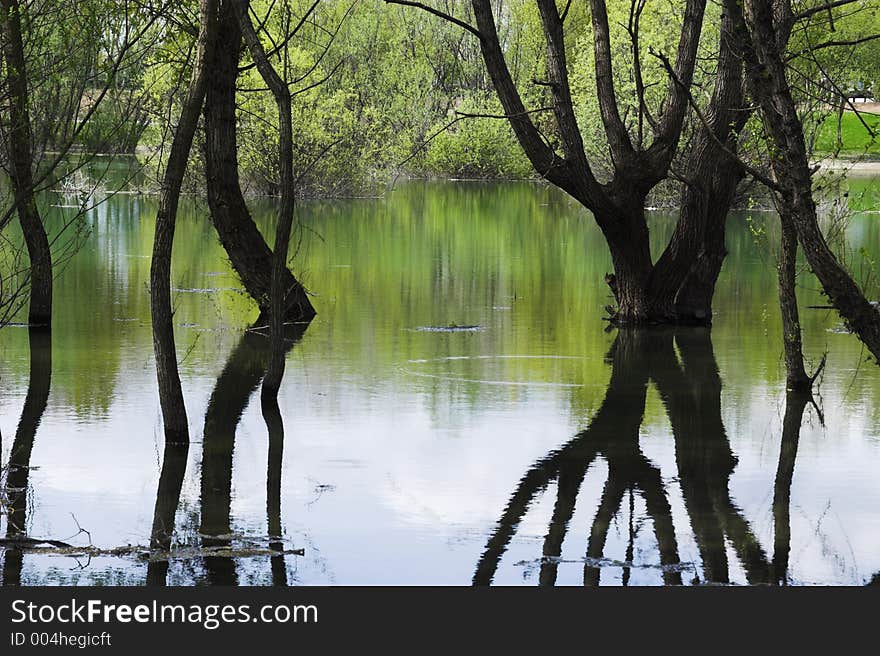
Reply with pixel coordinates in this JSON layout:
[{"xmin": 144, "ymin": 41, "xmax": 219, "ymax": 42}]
[{"xmin": 2, "ymin": 179, "xmax": 880, "ymax": 585}]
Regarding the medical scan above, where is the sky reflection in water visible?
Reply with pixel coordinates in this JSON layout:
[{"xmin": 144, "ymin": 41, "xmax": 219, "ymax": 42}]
[{"xmin": 2, "ymin": 180, "xmax": 880, "ymax": 585}]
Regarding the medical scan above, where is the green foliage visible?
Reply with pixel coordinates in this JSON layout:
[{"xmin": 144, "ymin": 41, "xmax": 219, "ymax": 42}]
[{"xmin": 421, "ymin": 98, "xmax": 533, "ymax": 178}]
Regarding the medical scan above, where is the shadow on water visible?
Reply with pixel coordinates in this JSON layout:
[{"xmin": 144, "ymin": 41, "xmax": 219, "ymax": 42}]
[
  {"xmin": 2, "ymin": 329, "xmax": 52, "ymax": 586},
  {"xmin": 473, "ymin": 328, "xmax": 812, "ymax": 586}
]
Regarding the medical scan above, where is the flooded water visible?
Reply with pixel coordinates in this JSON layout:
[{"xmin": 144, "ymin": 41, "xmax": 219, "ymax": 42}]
[{"xmin": 2, "ymin": 178, "xmax": 880, "ymax": 585}]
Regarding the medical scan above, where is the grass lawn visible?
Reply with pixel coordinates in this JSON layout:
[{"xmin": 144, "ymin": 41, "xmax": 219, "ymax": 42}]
[{"xmin": 813, "ymin": 109, "xmax": 880, "ymax": 157}]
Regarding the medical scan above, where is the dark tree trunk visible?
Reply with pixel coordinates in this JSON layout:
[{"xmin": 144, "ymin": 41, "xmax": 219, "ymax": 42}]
[
  {"xmin": 1, "ymin": 0, "xmax": 52, "ymax": 327},
  {"xmin": 232, "ymin": 0, "xmax": 297, "ymax": 400},
  {"xmin": 777, "ymin": 210, "xmax": 810, "ymax": 390},
  {"xmin": 234, "ymin": 0, "xmax": 299, "ymax": 584},
  {"xmin": 151, "ymin": 0, "xmax": 217, "ymax": 445},
  {"xmin": 736, "ymin": 0, "xmax": 880, "ymax": 362},
  {"xmin": 203, "ymin": 0, "xmax": 314, "ymax": 323},
  {"xmin": 649, "ymin": 5, "xmax": 748, "ymax": 324},
  {"xmin": 600, "ymin": 197, "xmax": 655, "ymax": 323},
  {"xmin": 2, "ymin": 328, "xmax": 51, "ymax": 586}
]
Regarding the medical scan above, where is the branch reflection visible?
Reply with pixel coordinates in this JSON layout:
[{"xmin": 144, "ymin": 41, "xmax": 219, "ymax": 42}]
[{"xmin": 475, "ymin": 328, "xmax": 811, "ymax": 586}]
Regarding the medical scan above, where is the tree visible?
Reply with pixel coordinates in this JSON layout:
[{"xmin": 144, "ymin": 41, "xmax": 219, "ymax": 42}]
[
  {"xmin": 202, "ymin": 0, "xmax": 315, "ymax": 322},
  {"xmin": 734, "ymin": 0, "xmax": 880, "ymax": 362},
  {"xmin": 1, "ymin": 0, "xmax": 53, "ymax": 327},
  {"xmin": 151, "ymin": 0, "xmax": 217, "ymax": 445},
  {"xmin": 232, "ymin": 0, "xmax": 301, "ymax": 400},
  {"xmin": 1, "ymin": 0, "xmax": 163, "ymax": 327},
  {"xmin": 389, "ymin": 0, "xmax": 766, "ymax": 324}
]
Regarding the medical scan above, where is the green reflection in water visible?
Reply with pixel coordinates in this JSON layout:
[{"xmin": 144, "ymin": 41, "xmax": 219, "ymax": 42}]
[{"xmin": 2, "ymin": 176, "xmax": 880, "ymax": 585}]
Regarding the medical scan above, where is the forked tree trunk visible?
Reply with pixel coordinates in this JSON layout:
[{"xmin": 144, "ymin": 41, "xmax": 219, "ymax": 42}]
[
  {"xmin": 1, "ymin": 0, "xmax": 52, "ymax": 328},
  {"xmin": 151, "ymin": 0, "xmax": 217, "ymax": 445},
  {"xmin": 203, "ymin": 0, "xmax": 314, "ymax": 323}
]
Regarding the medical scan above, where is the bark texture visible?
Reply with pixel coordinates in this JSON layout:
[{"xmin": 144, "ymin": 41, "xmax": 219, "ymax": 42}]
[
  {"xmin": 736, "ymin": 0, "xmax": 880, "ymax": 361},
  {"xmin": 463, "ymin": 0, "xmax": 744, "ymax": 324},
  {"xmin": 203, "ymin": 0, "xmax": 314, "ymax": 323},
  {"xmin": 151, "ymin": 0, "xmax": 217, "ymax": 445},
  {"xmin": 1, "ymin": 0, "xmax": 52, "ymax": 327}
]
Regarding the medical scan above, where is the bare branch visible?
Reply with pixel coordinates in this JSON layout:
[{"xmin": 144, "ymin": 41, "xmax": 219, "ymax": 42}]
[{"xmin": 384, "ymin": 0, "xmax": 483, "ymax": 40}]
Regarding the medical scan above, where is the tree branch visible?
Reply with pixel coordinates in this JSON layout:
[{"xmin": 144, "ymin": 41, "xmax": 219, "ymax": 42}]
[{"xmin": 384, "ymin": 0, "xmax": 483, "ymax": 40}]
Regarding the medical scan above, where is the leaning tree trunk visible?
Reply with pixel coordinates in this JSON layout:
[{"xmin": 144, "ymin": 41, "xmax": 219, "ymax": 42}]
[
  {"xmin": 203, "ymin": 0, "xmax": 314, "ymax": 323},
  {"xmin": 150, "ymin": 0, "xmax": 217, "ymax": 445},
  {"xmin": 738, "ymin": 0, "xmax": 880, "ymax": 362},
  {"xmin": 1, "ymin": 0, "xmax": 52, "ymax": 327},
  {"xmin": 233, "ymin": 0, "xmax": 296, "ymax": 400}
]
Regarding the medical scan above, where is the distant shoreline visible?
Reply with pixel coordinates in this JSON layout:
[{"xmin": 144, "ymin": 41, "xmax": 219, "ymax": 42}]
[{"xmin": 815, "ymin": 158, "xmax": 880, "ymax": 173}]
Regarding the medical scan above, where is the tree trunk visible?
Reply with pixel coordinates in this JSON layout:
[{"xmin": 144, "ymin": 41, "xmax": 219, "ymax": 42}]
[
  {"xmin": 777, "ymin": 210, "xmax": 810, "ymax": 390},
  {"xmin": 600, "ymin": 199, "xmax": 654, "ymax": 323},
  {"xmin": 649, "ymin": 4, "xmax": 748, "ymax": 324},
  {"xmin": 203, "ymin": 0, "xmax": 314, "ymax": 323},
  {"xmin": 151, "ymin": 0, "xmax": 217, "ymax": 445},
  {"xmin": 1, "ymin": 0, "xmax": 52, "ymax": 327},
  {"xmin": 738, "ymin": 0, "xmax": 880, "ymax": 362},
  {"xmin": 232, "ymin": 0, "xmax": 296, "ymax": 400}
]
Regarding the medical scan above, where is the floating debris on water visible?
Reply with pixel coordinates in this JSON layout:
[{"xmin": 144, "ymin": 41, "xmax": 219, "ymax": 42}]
[
  {"xmin": 171, "ymin": 287, "xmax": 242, "ymax": 294},
  {"xmin": 412, "ymin": 324, "xmax": 483, "ymax": 332},
  {"xmin": 514, "ymin": 554, "xmax": 696, "ymax": 574}
]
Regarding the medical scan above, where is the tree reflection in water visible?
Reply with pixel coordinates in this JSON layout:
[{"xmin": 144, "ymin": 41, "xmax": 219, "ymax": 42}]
[
  {"xmin": 146, "ymin": 323, "xmax": 307, "ymax": 585},
  {"xmin": 1, "ymin": 329, "xmax": 51, "ymax": 586},
  {"xmin": 474, "ymin": 329, "xmax": 812, "ymax": 586}
]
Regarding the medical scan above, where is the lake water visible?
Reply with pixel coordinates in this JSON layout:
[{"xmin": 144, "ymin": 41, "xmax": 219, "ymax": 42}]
[{"xmin": 2, "ymin": 178, "xmax": 880, "ymax": 585}]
